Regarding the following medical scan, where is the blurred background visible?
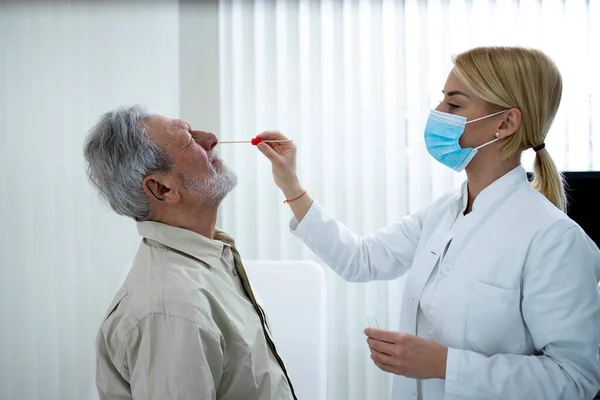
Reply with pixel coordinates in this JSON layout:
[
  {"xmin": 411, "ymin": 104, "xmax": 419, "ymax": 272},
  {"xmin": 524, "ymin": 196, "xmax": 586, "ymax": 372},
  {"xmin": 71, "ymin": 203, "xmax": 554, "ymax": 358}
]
[{"xmin": 1, "ymin": 0, "xmax": 598, "ymax": 399}]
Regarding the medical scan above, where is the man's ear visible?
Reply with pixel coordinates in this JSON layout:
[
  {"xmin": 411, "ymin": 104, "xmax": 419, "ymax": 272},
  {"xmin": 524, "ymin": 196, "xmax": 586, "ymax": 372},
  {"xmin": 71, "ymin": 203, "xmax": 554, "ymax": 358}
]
[
  {"xmin": 142, "ymin": 174, "xmax": 181, "ymax": 205},
  {"xmin": 496, "ymin": 108, "xmax": 522, "ymax": 139}
]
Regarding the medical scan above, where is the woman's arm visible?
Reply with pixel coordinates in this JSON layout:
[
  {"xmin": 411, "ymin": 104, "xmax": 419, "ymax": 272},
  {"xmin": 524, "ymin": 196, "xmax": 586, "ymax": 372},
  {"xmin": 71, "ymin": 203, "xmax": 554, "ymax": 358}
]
[{"xmin": 256, "ymin": 131, "xmax": 425, "ymax": 282}]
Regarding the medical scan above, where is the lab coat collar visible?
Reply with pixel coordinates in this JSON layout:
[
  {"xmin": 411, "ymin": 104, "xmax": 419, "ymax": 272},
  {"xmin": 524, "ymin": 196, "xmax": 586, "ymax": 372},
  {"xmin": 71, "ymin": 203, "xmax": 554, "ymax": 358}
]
[{"xmin": 460, "ymin": 165, "xmax": 529, "ymax": 213}]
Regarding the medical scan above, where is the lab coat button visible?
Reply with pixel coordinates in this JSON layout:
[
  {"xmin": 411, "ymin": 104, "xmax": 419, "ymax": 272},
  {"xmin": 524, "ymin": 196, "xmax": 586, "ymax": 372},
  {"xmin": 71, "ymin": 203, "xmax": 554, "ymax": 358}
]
[{"xmin": 443, "ymin": 264, "xmax": 453, "ymax": 274}]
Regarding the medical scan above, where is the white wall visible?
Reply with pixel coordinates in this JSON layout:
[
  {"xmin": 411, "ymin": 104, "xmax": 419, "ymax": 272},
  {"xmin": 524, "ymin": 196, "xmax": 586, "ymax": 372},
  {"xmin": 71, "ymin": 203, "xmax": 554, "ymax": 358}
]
[
  {"xmin": 0, "ymin": 2, "xmax": 181, "ymax": 399},
  {"xmin": 179, "ymin": 0, "xmax": 221, "ymax": 133}
]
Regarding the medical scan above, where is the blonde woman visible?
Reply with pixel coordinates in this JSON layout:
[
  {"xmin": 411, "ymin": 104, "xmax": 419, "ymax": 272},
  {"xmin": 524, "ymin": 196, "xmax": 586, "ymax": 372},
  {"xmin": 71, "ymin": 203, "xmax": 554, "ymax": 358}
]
[{"xmin": 256, "ymin": 47, "xmax": 600, "ymax": 400}]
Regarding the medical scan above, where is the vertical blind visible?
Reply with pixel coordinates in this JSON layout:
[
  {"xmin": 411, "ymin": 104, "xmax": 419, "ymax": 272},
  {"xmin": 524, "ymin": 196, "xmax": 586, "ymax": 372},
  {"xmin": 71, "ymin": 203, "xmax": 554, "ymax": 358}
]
[{"xmin": 217, "ymin": 1, "xmax": 600, "ymax": 398}]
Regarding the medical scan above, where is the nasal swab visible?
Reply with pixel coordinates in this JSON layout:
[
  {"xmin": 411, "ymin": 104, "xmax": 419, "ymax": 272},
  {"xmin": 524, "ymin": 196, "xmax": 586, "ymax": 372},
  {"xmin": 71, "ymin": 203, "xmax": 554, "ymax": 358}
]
[{"xmin": 219, "ymin": 137, "xmax": 293, "ymax": 145}]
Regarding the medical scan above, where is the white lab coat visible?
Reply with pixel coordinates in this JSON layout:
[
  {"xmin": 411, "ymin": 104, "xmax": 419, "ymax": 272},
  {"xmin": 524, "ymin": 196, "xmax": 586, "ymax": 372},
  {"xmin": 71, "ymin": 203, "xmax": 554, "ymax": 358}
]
[{"xmin": 290, "ymin": 165, "xmax": 600, "ymax": 400}]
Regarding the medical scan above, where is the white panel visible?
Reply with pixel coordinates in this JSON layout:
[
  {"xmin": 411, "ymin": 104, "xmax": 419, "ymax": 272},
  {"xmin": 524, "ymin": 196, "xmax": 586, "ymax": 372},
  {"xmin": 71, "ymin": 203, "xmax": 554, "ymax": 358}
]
[
  {"xmin": 0, "ymin": 2, "xmax": 180, "ymax": 399},
  {"xmin": 541, "ymin": 0, "xmax": 569, "ymax": 170},
  {"xmin": 518, "ymin": 0, "xmax": 543, "ymax": 47},
  {"xmin": 471, "ymin": 0, "xmax": 493, "ymax": 47},
  {"xmin": 381, "ymin": 0, "xmax": 401, "ymax": 222},
  {"xmin": 253, "ymin": 0, "xmax": 281, "ymax": 261},
  {"xmin": 591, "ymin": 0, "xmax": 600, "ymax": 169},
  {"xmin": 564, "ymin": 0, "xmax": 590, "ymax": 171},
  {"xmin": 275, "ymin": 0, "xmax": 304, "ymax": 260},
  {"xmin": 494, "ymin": 0, "xmax": 519, "ymax": 45},
  {"xmin": 244, "ymin": 260, "xmax": 328, "ymax": 400}
]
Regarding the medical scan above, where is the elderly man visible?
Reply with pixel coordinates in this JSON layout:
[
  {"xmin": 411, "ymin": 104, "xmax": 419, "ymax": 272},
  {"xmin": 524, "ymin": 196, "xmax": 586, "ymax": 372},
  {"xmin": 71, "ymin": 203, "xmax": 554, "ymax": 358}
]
[{"xmin": 84, "ymin": 105, "xmax": 296, "ymax": 400}]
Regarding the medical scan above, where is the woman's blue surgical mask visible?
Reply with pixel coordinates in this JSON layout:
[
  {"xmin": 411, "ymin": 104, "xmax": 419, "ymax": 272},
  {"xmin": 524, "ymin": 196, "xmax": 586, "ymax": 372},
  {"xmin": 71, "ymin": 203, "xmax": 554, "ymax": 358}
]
[{"xmin": 424, "ymin": 109, "xmax": 507, "ymax": 172}]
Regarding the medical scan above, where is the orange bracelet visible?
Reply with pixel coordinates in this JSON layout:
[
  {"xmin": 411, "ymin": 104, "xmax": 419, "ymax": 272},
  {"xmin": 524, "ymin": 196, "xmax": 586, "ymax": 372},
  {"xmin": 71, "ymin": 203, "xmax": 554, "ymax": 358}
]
[{"xmin": 283, "ymin": 190, "xmax": 307, "ymax": 204}]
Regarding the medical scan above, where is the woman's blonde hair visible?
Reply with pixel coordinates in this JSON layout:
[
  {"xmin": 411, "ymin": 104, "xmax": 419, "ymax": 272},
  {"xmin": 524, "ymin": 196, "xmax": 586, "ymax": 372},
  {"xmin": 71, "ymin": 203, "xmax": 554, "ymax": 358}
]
[{"xmin": 453, "ymin": 46, "xmax": 566, "ymax": 212}]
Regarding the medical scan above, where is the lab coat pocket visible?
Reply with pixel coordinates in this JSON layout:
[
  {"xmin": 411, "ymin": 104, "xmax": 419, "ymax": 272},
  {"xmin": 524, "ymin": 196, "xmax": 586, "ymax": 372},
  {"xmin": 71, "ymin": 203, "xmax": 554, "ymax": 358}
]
[{"xmin": 466, "ymin": 280, "xmax": 526, "ymax": 356}]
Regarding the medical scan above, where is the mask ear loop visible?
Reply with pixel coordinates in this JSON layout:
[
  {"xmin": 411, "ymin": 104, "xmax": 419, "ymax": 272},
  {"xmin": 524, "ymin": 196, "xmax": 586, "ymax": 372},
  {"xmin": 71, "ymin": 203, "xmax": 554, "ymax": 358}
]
[
  {"xmin": 471, "ymin": 112, "xmax": 506, "ymax": 150},
  {"xmin": 475, "ymin": 135, "xmax": 500, "ymax": 150},
  {"xmin": 466, "ymin": 109, "xmax": 508, "ymax": 124}
]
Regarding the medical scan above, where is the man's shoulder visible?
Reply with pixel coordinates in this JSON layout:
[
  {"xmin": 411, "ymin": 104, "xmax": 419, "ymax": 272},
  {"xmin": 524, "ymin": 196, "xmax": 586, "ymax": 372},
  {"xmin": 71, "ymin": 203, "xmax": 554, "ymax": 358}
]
[
  {"xmin": 128, "ymin": 264, "xmax": 222, "ymax": 328},
  {"xmin": 96, "ymin": 235, "xmax": 233, "ymax": 349},
  {"xmin": 132, "ymin": 236, "xmax": 224, "ymax": 306},
  {"xmin": 96, "ymin": 279, "xmax": 222, "ymax": 359},
  {"xmin": 95, "ymin": 284, "xmax": 221, "ymax": 380},
  {"xmin": 99, "ymin": 261, "xmax": 223, "ymax": 337}
]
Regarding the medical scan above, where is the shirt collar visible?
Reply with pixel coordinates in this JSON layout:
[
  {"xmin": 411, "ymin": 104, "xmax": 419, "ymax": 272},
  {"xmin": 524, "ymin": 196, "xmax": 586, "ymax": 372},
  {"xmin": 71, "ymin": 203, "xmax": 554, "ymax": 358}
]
[
  {"xmin": 459, "ymin": 164, "xmax": 529, "ymax": 213},
  {"xmin": 137, "ymin": 221, "xmax": 232, "ymax": 267}
]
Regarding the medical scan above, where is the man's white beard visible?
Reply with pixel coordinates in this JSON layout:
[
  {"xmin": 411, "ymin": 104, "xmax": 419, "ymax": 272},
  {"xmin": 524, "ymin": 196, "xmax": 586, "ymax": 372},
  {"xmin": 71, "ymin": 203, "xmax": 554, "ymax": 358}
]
[{"xmin": 182, "ymin": 156, "xmax": 238, "ymax": 205}]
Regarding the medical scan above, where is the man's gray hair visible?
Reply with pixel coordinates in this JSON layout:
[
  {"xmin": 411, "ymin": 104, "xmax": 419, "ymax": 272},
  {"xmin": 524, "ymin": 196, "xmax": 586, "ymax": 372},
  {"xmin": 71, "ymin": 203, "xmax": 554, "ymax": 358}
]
[{"xmin": 83, "ymin": 105, "xmax": 171, "ymax": 221}]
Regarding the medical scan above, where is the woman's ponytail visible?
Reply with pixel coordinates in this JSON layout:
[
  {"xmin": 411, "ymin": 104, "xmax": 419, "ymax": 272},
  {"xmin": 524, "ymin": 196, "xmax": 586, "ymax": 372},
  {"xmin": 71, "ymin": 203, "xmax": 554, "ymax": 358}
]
[{"xmin": 531, "ymin": 147, "xmax": 567, "ymax": 212}]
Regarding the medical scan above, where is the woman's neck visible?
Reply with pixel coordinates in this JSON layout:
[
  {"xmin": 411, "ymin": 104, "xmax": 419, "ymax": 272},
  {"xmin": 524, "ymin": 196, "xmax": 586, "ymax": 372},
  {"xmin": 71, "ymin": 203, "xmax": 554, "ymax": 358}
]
[{"xmin": 464, "ymin": 153, "xmax": 520, "ymax": 214}]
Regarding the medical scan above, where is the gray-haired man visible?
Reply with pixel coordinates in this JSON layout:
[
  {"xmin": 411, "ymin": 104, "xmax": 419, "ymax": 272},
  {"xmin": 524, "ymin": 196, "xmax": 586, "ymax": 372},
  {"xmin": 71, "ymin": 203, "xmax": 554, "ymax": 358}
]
[{"xmin": 84, "ymin": 105, "xmax": 296, "ymax": 400}]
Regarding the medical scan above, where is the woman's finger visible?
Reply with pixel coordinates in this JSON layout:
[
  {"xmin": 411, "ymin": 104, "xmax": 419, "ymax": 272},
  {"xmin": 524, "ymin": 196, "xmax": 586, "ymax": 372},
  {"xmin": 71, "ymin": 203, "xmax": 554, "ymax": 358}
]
[
  {"xmin": 256, "ymin": 142, "xmax": 283, "ymax": 163},
  {"xmin": 257, "ymin": 130, "xmax": 290, "ymax": 141}
]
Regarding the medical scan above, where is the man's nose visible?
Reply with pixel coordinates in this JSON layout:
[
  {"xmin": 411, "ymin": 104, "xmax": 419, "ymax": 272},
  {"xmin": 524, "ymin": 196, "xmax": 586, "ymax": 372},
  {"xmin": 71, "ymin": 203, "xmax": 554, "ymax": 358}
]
[{"xmin": 195, "ymin": 131, "xmax": 218, "ymax": 151}]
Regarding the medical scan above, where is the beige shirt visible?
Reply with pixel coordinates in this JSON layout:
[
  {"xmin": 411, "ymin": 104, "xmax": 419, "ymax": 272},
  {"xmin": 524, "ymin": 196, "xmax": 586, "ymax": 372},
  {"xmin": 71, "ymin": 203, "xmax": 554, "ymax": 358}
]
[{"xmin": 95, "ymin": 221, "xmax": 296, "ymax": 400}]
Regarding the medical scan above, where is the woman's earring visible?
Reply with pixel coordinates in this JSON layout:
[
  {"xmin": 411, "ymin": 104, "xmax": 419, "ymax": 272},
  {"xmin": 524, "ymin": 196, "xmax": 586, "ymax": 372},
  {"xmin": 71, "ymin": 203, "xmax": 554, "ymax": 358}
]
[{"xmin": 495, "ymin": 132, "xmax": 500, "ymax": 138}]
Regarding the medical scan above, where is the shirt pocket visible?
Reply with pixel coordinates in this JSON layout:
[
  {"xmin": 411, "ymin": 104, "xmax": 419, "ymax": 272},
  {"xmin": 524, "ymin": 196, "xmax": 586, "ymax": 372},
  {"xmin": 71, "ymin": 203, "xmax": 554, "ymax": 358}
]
[{"xmin": 466, "ymin": 280, "xmax": 526, "ymax": 356}]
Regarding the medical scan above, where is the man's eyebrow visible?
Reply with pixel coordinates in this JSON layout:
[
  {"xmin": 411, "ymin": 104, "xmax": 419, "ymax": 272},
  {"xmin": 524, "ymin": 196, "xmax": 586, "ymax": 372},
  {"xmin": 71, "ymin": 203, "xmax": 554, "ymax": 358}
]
[{"xmin": 171, "ymin": 119, "xmax": 191, "ymax": 131}]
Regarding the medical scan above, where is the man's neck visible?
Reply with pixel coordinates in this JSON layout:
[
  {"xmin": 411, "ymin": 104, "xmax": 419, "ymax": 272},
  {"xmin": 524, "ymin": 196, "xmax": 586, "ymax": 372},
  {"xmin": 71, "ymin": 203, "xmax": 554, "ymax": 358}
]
[
  {"xmin": 154, "ymin": 204, "xmax": 220, "ymax": 239},
  {"xmin": 187, "ymin": 205, "xmax": 219, "ymax": 238}
]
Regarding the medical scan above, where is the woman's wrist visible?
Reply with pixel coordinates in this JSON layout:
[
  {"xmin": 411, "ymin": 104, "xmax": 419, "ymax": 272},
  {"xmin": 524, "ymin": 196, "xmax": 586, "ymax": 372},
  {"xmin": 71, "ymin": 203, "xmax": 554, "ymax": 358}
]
[
  {"xmin": 281, "ymin": 182, "xmax": 305, "ymax": 200},
  {"xmin": 437, "ymin": 346, "xmax": 448, "ymax": 379}
]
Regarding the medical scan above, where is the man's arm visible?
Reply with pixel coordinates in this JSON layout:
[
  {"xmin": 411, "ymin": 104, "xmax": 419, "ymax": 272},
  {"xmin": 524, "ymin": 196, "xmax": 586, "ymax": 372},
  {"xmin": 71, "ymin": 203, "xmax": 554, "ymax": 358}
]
[{"xmin": 125, "ymin": 314, "xmax": 224, "ymax": 400}]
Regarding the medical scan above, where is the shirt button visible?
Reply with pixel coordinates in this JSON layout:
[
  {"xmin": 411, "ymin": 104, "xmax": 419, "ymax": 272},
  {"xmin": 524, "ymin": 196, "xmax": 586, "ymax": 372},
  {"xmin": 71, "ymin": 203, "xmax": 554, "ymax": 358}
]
[{"xmin": 443, "ymin": 264, "xmax": 453, "ymax": 274}]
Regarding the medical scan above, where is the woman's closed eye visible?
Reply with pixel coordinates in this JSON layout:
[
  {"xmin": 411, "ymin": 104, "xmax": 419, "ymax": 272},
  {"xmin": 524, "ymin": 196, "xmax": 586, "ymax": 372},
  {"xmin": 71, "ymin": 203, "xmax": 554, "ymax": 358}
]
[{"xmin": 438, "ymin": 100, "xmax": 461, "ymax": 110}]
